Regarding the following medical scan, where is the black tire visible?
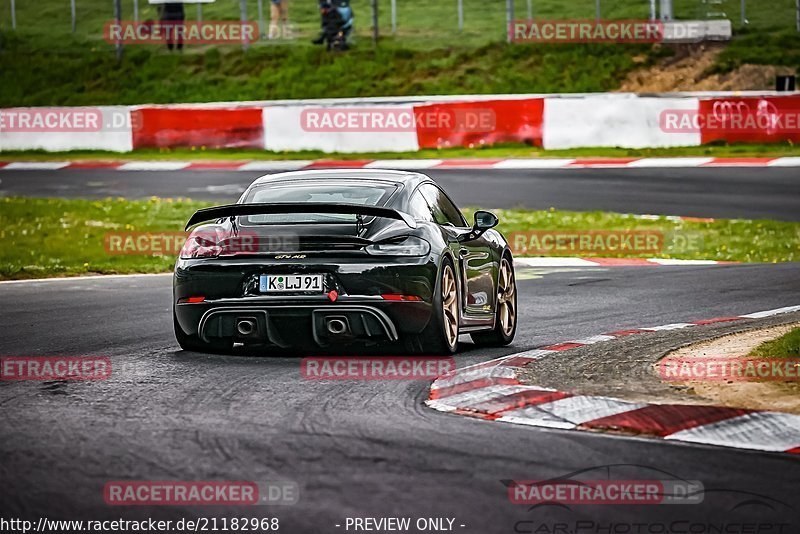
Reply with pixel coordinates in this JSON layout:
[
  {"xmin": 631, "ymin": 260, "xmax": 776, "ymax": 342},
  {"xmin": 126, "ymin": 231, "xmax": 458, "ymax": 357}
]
[
  {"xmin": 471, "ymin": 255, "xmax": 517, "ymax": 347},
  {"xmin": 173, "ymin": 312, "xmax": 233, "ymax": 354},
  {"xmin": 407, "ymin": 258, "xmax": 459, "ymax": 355}
]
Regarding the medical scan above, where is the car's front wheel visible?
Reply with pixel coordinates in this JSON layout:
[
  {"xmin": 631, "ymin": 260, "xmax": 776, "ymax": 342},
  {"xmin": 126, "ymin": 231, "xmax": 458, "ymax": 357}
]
[
  {"xmin": 471, "ymin": 255, "xmax": 516, "ymax": 346},
  {"xmin": 408, "ymin": 259, "xmax": 459, "ymax": 355},
  {"xmin": 173, "ymin": 312, "xmax": 233, "ymax": 354}
]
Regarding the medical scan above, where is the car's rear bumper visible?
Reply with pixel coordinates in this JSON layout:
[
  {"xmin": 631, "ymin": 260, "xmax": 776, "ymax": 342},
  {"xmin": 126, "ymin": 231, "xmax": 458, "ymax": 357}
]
[
  {"xmin": 173, "ymin": 255, "xmax": 438, "ymax": 347},
  {"xmin": 175, "ymin": 298, "xmax": 431, "ymax": 348}
]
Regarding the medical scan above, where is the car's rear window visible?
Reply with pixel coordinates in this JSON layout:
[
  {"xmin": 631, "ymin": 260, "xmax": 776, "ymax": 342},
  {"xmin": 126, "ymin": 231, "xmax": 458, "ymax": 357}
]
[{"xmin": 242, "ymin": 181, "xmax": 397, "ymax": 224}]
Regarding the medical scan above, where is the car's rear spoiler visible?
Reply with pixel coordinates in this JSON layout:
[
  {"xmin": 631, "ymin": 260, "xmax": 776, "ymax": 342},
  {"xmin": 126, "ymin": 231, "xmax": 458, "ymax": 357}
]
[{"xmin": 184, "ymin": 202, "xmax": 417, "ymax": 231}]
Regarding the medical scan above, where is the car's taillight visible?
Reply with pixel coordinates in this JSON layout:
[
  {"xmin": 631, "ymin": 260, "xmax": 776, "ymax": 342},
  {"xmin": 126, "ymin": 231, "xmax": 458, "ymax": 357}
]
[
  {"xmin": 365, "ymin": 236, "xmax": 430, "ymax": 257},
  {"xmin": 180, "ymin": 229, "xmax": 222, "ymax": 259},
  {"xmin": 177, "ymin": 296, "xmax": 206, "ymax": 304},
  {"xmin": 381, "ymin": 294, "xmax": 423, "ymax": 301}
]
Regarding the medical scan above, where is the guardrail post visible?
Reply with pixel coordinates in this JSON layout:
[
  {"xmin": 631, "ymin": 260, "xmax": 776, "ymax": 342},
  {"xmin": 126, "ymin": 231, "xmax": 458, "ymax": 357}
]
[
  {"xmin": 114, "ymin": 0, "xmax": 123, "ymax": 60},
  {"xmin": 10, "ymin": 0, "xmax": 16, "ymax": 29},
  {"xmin": 659, "ymin": 0, "xmax": 673, "ymax": 21},
  {"xmin": 258, "ymin": 0, "xmax": 265, "ymax": 39},
  {"xmin": 506, "ymin": 0, "xmax": 513, "ymax": 43},
  {"xmin": 371, "ymin": 0, "xmax": 378, "ymax": 45},
  {"xmin": 240, "ymin": 0, "xmax": 249, "ymax": 51}
]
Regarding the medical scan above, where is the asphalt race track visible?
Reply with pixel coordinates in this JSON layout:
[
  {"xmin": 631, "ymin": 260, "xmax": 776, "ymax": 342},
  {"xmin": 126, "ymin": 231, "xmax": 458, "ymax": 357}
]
[
  {"xmin": 1, "ymin": 168, "xmax": 799, "ymax": 531},
  {"xmin": 1, "ymin": 166, "xmax": 799, "ymax": 220}
]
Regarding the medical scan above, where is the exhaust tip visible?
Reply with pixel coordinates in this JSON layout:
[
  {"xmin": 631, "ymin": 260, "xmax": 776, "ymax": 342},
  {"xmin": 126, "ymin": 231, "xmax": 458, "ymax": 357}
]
[
  {"xmin": 236, "ymin": 319, "xmax": 256, "ymax": 336},
  {"xmin": 326, "ymin": 318, "xmax": 348, "ymax": 335}
]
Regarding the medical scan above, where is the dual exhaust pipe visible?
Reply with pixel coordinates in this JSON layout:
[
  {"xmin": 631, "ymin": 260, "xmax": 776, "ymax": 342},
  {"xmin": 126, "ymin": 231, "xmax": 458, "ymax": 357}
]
[{"xmin": 235, "ymin": 316, "xmax": 349, "ymax": 337}]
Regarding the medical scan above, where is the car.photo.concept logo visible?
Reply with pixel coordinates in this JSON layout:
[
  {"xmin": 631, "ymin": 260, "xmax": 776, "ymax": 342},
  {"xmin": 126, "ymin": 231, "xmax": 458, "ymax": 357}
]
[{"xmin": 506, "ymin": 464, "xmax": 796, "ymax": 533}]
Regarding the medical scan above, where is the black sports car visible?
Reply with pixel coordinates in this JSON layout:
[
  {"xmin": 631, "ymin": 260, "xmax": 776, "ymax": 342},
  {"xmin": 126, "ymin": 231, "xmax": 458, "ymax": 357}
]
[{"xmin": 173, "ymin": 169, "xmax": 517, "ymax": 354}]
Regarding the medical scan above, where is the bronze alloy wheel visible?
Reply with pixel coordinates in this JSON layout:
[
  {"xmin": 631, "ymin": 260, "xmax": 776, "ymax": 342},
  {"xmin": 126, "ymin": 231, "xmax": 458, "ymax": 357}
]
[
  {"xmin": 498, "ymin": 257, "xmax": 516, "ymax": 336},
  {"xmin": 442, "ymin": 264, "xmax": 459, "ymax": 348},
  {"xmin": 469, "ymin": 255, "xmax": 517, "ymax": 347}
]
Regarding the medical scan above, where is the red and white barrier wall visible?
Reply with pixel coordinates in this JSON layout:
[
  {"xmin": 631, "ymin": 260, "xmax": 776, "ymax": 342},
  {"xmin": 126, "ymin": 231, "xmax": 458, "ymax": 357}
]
[
  {"xmin": 543, "ymin": 95, "xmax": 699, "ymax": 149},
  {"xmin": 0, "ymin": 106, "xmax": 134, "ymax": 152},
  {"xmin": 1, "ymin": 93, "xmax": 798, "ymax": 153},
  {"xmin": 132, "ymin": 106, "xmax": 264, "ymax": 149}
]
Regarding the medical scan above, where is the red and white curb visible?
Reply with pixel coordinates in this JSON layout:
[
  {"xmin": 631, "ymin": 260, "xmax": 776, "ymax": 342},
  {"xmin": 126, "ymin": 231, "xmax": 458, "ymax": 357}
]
[
  {"xmin": 427, "ymin": 305, "xmax": 800, "ymax": 454},
  {"xmin": 2, "ymin": 157, "xmax": 799, "ymax": 172}
]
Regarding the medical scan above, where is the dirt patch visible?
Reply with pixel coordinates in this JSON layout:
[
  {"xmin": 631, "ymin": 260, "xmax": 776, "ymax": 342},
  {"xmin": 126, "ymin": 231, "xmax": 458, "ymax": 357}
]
[
  {"xmin": 518, "ymin": 310, "xmax": 800, "ymax": 408},
  {"xmin": 659, "ymin": 323, "xmax": 800, "ymax": 414},
  {"xmin": 618, "ymin": 44, "xmax": 796, "ymax": 92}
]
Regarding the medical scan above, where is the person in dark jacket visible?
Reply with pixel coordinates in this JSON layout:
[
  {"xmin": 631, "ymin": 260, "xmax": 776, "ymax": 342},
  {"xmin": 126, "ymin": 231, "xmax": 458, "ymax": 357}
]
[
  {"xmin": 160, "ymin": 2, "xmax": 185, "ymax": 51},
  {"xmin": 312, "ymin": 1, "xmax": 351, "ymax": 51}
]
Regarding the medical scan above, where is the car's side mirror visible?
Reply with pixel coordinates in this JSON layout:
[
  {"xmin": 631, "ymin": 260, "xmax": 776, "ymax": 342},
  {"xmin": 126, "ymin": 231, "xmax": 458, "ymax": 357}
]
[
  {"xmin": 474, "ymin": 210, "xmax": 499, "ymax": 230},
  {"xmin": 459, "ymin": 210, "xmax": 499, "ymax": 242}
]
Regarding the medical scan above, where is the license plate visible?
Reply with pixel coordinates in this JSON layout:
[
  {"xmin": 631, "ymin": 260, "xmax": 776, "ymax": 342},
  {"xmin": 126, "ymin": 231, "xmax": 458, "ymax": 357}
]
[{"xmin": 260, "ymin": 274, "xmax": 324, "ymax": 293}]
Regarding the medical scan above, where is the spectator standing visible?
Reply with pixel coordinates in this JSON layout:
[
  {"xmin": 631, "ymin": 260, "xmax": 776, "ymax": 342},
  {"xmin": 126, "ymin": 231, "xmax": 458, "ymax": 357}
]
[
  {"xmin": 160, "ymin": 2, "xmax": 185, "ymax": 51},
  {"xmin": 269, "ymin": 0, "xmax": 290, "ymax": 39}
]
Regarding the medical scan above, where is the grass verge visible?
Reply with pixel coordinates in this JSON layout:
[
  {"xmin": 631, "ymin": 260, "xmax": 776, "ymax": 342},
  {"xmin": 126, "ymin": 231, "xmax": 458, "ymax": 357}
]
[
  {"xmin": 749, "ymin": 327, "xmax": 800, "ymax": 359},
  {"xmin": 1, "ymin": 197, "xmax": 798, "ymax": 280},
  {"xmin": 0, "ymin": 0, "xmax": 796, "ymax": 106}
]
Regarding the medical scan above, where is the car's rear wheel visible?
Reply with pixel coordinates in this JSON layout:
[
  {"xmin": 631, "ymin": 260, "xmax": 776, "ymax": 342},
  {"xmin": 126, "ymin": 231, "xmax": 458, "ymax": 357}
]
[
  {"xmin": 408, "ymin": 259, "xmax": 459, "ymax": 355},
  {"xmin": 471, "ymin": 255, "xmax": 516, "ymax": 346},
  {"xmin": 173, "ymin": 312, "xmax": 233, "ymax": 354}
]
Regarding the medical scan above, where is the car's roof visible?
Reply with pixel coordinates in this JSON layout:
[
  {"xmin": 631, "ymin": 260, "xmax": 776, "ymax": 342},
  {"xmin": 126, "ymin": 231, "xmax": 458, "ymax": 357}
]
[{"xmin": 250, "ymin": 169, "xmax": 429, "ymax": 187}]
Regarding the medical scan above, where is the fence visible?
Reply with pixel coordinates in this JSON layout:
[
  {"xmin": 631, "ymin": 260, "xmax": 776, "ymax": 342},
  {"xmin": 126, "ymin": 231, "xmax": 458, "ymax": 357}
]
[{"xmin": 1, "ymin": 0, "xmax": 798, "ymax": 53}]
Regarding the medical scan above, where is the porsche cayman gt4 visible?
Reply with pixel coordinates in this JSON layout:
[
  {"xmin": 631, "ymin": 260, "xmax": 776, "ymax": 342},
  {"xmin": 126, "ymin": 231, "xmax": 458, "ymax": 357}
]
[{"xmin": 173, "ymin": 169, "xmax": 517, "ymax": 354}]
